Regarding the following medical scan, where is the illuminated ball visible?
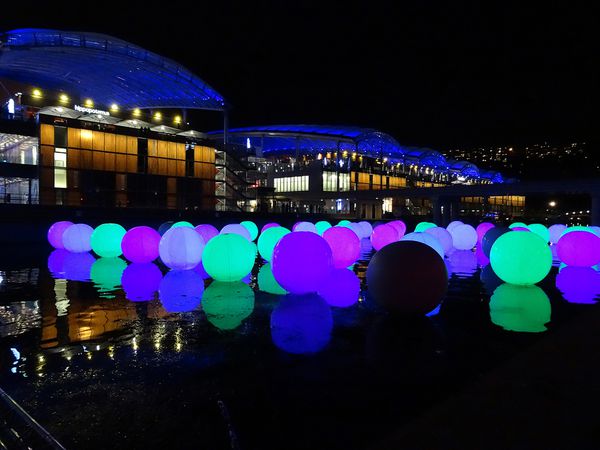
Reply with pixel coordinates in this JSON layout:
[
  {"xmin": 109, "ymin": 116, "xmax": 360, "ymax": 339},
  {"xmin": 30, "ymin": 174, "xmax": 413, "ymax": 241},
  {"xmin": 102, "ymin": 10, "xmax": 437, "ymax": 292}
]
[
  {"xmin": 337, "ymin": 220, "xmax": 351, "ymax": 227},
  {"xmin": 271, "ymin": 232, "xmax": 333, "ymax": 294},
  {"xmin": 527, "ymin": 223, "xmax": 549, "ymax": 243},
  {"xmin": 270, "ymin": 294, "xmax": 333, "ymax": 354},
  {"xmin": 194, "ymin": 224, "xmax": 219, "ymax": 244},
  {"xmin": 388, "ymin": 220, "xmax": 406, "ymax": 239},
  {"xmin": 424, "ymin": 227, "xmax": 454, "ymax": 255},
  {"xmin": 63, "ymin": 251, "xmax": 95, "ymax": 281},
  {"xmin": 556, "ymin": 266, "xmax": 600, "ymax": 304},
  {"xmin": 446, "ymin": 220, "xmax": 464, "ymax": 233},
  {"xmin": 90, "ymin": 257, "xmax": 127, "ymax": 298},
  {"xmin": 193, "ymin": 260, "xmax": 212, "ymax": 279},
  {"xmin": 261, "ymin": 222, "xmax": 280, "ymax": 233},
  {"xmin": 159, "ymin": 226, "xmax": 205, "ymax": 270},
  {"xmin": 294, "ymin": 221, "xmax": 318, "ymax": 233},
  {"xmin": 258, "ymin": 263, "xmax": 287, "ymax": 295},
  {"xmin": 366, "ymin": 241, "xmax": 448, "ymax": 315},
  {"xmin": 317, "ymin": 268, "xmax": 360, "ymax": 307},
  {"xmin": 475, "ymin": 245, "xmax": 490, "ymax": 267},
  {"xmin": 370, "ymin": 224, "xmax": 399, "ymax": 251},
  {"xmin": 121, "ymin": 263, "xmax": 162, "ymax": 301},
  {"xmin": 62, "ymin": 223, "xmax": 94, "ymax": 253},
  {"xmin": 590, "ymin": 226, "xmax": 600, "ymax": 237},
  {"xmin": 48, "ymin": 249, "xmax": 69, "ymax": 278},
  {"xmin": 322, "ymin": 226, "xmax": 360, "ymax": 268},
  {"xmin": 482, "ymin": 226, "xmax": 509, "ymax": 257},
  {"xmin": 121, "ymin": 226, "xmax": 161, "ymax": 264},
  {"xmin": 548, "ymin": 224, "xmax": 567, "ymax": 244},
  {"xmin": 447, "ymin": 250, "xmax": 478, "ymax": 277},
  {"xmin": 358, "ymin": 221, "xmax": 373, "ymax": 239},
  {"xmin": 158, "ymin": 221, "xmax": 174, "ymax": 236},
  {"xmin": 476, "ymin": 222, "xmax": 495, "ymax": 243},
  {"xmin": 490, "ymin": 284, "xmax": 551, "ymax": 332},
  {"xmin": 556, "ymin": 231, "xmax": 600, "ymax": 267},
  {"xmin": 562, "ymin": 225, "xmax": 594, "ymax": 236},
  {"xmin": 202, "ymin": 281, "xmax": 255, "ymax": 330},
  {"xmin": 509, "ymin": 222, "xmax": 529, "ymax": 230},
  {"xmin": 221, "ymin": 223, "xmax": 251, "ymax": 241},
  {"xmin": 414, "ymin": 221, "xmax": 436, "ymax": 232},
  {"xmin": 512, "ymin": 227, "xmax": 530, "ymax": 232},
  {"xmin": 159, "ymin": 269, "xmax": 204, "ymax": 313},
  {"xmin": 342, "ymin": 222, "xmax": 363, "ymax": 239},
  {"xmin": 172, "ymin": 221, "xmax": 194, "ymax": 229},
  {"xmin": 47, "ymin": 221, "xmax": 73, "ymax": 249},
  {"xmin": 401, "ymin": 232, "xmax": 444, "ymax": 259},
  {"xmin": 257, "ymin": 226, "xmax": 291, "ymax": 262},
  {"xmin": 203, "ymin": 233, "xmax": 257, "ymax": 282},
  {"xmin": 490, "ymin": 231, "xmax": 552, "ymax": 285},
  {"xmin": 315, "ymin": 220, "xmax": 333, "ymax": 235},
  {"xmin": 240, "ymin": 220, "xmax": 259, "ymax": 241},
  {"xmin": 449, "ymin": 224, "xmax": 477, "ymax": 250}
]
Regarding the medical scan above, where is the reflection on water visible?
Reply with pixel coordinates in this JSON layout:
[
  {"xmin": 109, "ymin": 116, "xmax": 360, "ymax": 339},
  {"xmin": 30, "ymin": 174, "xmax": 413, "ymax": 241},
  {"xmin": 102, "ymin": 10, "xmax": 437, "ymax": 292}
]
[
  {"xmin": 121, "ymin": 263, "xmax": 162, "ymax": 301},
  {"xmin": 556, "ymin": 266, "xmax": 600, "ymax": 304},
  {"xmin": 257, "ymin": 263, "xmax": 287, "ymax": 295},
  {"xmin": 202, "ymin": 281, "xmax": 255, "ymax": 330},
  {"xmin": 489, "ymin": 283, "xmax": 551, "ymax": 332},
  {"xmin": 317, "ymin": 268, "xmax": 360, "ymax": 308},
  {"xmin": 159, "ymin": 270, "xmax": 204, "ymax": 313},
  {"xmin": 447, "ymin": 250, "xmax": 478, "ymax": 278},
  {"xmin": 91, "ymin": 258, "xmax": 127, "ymax": 298},
  {"xmin": 63, "ymin": 252, "xmax": 96, "ymax": 281}
]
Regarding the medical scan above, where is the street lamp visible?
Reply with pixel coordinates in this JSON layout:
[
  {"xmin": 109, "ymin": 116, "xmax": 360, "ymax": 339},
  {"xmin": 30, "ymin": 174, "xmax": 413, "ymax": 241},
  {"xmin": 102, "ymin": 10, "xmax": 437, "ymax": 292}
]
[{"xmin": 549, "ymin": 201, "xmax": 556, "ymax": 207}]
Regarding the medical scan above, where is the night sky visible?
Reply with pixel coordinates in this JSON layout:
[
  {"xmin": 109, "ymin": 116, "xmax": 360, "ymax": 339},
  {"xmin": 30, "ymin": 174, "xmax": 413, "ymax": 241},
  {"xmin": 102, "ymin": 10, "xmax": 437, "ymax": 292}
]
[{"xmin": 1, "ymin": 3, "xmax": 597, "ymax": 148}]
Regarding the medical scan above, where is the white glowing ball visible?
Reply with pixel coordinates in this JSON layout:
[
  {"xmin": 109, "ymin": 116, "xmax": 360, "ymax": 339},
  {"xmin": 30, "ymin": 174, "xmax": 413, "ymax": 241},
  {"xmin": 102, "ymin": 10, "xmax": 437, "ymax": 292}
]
[
  {"xmin": 220, "ymin": 223, "xmax": 251, "ymax": 241},
  {"xmin": 450, "ymin": 224, "xmax": 478, "ymax": 250},
  {"xmin": 159, "ymin": 226, "xmax": 205, "ymax": 270},
  {"xmin": 358, "ymin": 221, "xmax": 373, "ymax": 239},
  {"xmin": 548, "ymin": 224, "xmax": 567, "ymax": 244},
  {"xmin": 294, "ymin": 222, "xmax": 318, "ymax": 233},
  {"xmin": 446, "ymin": 220, "xmax": 464, "ymax": 233},
  {"xmin": 401, "ymin": 232, "xmax": 444, "ymax": 259},
  {"xmin": 62, "ymin": 224, "xmax": 94, "ymax": 253},
  {"xmin": 425, "ymin": 226, "xmax": 454, "ymax": 255}
]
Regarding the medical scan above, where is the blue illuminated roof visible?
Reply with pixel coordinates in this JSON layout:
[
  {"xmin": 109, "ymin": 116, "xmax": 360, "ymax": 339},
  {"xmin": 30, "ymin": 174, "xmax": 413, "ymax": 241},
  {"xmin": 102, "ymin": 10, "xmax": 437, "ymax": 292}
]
[
  {"xmin": 404, "ymin": 148, "xmax": 448, "ymax": 169},
  {"xmin": 448, "ymin": 160, "xmax": 480, "ymax": 178},
  {"xmin": 0, "ymin": 28, "xmax": 225, "ymax": 111}
]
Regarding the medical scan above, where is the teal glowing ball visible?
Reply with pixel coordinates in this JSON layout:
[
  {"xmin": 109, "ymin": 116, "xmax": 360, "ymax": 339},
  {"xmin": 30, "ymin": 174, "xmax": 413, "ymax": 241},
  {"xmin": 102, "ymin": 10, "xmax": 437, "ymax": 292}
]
[
  {"xmin": 315, "ymin": 220, "xmax": 333, "ymax": 235},
  {"xmin": 240, "ymin": 220, "xmax": 259, "ymax": 241},
  {"xmin": 490, "ymin": 231, "xmax": 552, "ymax": 285},
  {"xmin": 203, "ymin": 233, "xmax": 257, "ymax": 282},
  {"xmin": 90, "ymin": 257, "xmax": 127, "ymax": 298},
  {"xmin": 528, "ymin": 223, "xmax": 550, "ymax": 243},
  {"xmin": 337, "ymin": 220, "xmax": 351, "ymax": 227},
  {"xmin": 202, "ymin": 281, "xmax": 255, "ymax": 330},
  {"xmin": 561, "ymin": 225, "xmax": 594, "ymax": 236},
  {"xmin": 490, "ymin": 284, "xmax": 551, "ymax": 332},
  {"xmin": 509, "ymin": 222, "xmax": 529, "ymax": 230},
  {"xmin": 257, "ymin": 226, "xmax": 290, "ymax": 262},
  {"xmin": 414, "ymin": 221, "xmax": 436, "ymax": 232},
  {"xmin": 91, "ymin": 223, "xmax": 127, "ymax": 258},
  {"xmin": 171, "ymin": 221, "xmax": 194, "ymax": 228}
]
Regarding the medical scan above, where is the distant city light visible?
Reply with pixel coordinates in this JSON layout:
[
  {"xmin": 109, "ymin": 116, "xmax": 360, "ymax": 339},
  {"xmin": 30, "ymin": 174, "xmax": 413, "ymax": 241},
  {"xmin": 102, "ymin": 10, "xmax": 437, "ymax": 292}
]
[
  {"xmin": 132, "ymin": 108, "xmax": 141, "ymax": 117},
  {"xmin": 153, "ymin": 111, "xmax": 162, "ymax": 121}
]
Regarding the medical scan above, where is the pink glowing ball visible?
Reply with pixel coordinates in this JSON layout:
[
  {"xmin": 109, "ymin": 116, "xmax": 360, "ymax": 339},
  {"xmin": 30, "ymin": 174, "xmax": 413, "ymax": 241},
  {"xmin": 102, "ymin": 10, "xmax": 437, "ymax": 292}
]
[
  {"xmin": 388, "ymin": 220, "xmax": 406, "ymax": 239},
  {"xmin": 121, "ymin": 226, "xmax": 161, "ymax": 264},
  {"xmin": 159, "ymin": 226, "xmax": 206, "ymax": 270},
  {"xmin": 261, "ymin": 222, "xmax": 280, "ymax": 233},
  {"xmin": 370, "ymin": 224, "xmax": 399, "ymax": 251},
  {"xmin": 194, "ymin": 224, "xmax": 219, "ymax": 244},
  {"xmin": 424, "ymin": 226, "xmax": 454, "ymax": 255},
  {"xmin": 556, "ymin": 231, "xmax": 600, "ymax": 267},
  {"xmin": 220, "ymin": 223, "xmax": 251, "ymax": 241},
  {"xmin": 323, "ymin": 226, "xmax": 361, "ymax": 268},
  {"xmin": 476, "ymin": 222, "xmax": 495, "ymax": 243},
  {"xmin": 47, "ymin": 221, "xmax": 74, "ymax": 249}
]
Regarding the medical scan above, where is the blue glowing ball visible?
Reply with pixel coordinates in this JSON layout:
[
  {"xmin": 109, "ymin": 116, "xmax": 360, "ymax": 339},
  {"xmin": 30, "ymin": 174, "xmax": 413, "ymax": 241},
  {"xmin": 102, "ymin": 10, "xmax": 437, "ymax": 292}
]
[
  {"xmin": 63, "ymin": 251, "xmax": 96, "ymax": 281},
  {"xmin": 202, "ymin": 281, "xmax": 255, "ymax": 330},
  {"xmin": 556, "ymin": 266, "xmax": 600, "ymax": 304},
  {"xmin": 121, "ymin": 226, "xmax": 161, "ymax": 264},
  {"xmin": 447, "ymin": 250, "xmax": 478, "ymax": 278},
  {"xmin": 317, "ymin": 268, "xmax": 360, "ymax": 307},
  {"xmin": 159, "ymin": 269, "xmax": 204, "ymax": 313},
  {"xmin": 424, "ymin": 226, "xmax": 454, "ymax": 255},
  {"xmin": 121, "ymin": 263, "xmax": 162, "ymax": 302},
  {"xmin": 62, "ymin": 223, "xmax": 94, "ymax": 253},
  {"xmin": 270, "ymin": 294, "xmax": 333, "ymax": 354},
  {"xmin": 358, "ymin": 221, "xmax": 373, "ymax": 239},
  {"xmin": 449, "ymin": 224, "xmax": 478, "ymax": 250},
  {"xmin": 220, "ymin": 223, "xmax": 252, "ymax": 241},
  {"xmin": 293, "ymin": 221, "xmax": 318, "ymax": 233},
  {"xmin": 322, "ymin": 226, "xmax": 361, "ymax": 268},
  {"xmin": 194, "ymin": 224, "xmax": 219, "ymax": 244},
  {"xmin": 271, "ymin": 232, "xmax": 333, "ymax": 294},
  {"xmin": 159, "ymin": 226, "xmax": 205, "ymax": 270},
  {"xmin": 401, "ymin": 231, "xmax": 445, "ymax": 259},
  {"xmin": 47, "ymin": 221, "xmax": 74, "ymax": 249}
]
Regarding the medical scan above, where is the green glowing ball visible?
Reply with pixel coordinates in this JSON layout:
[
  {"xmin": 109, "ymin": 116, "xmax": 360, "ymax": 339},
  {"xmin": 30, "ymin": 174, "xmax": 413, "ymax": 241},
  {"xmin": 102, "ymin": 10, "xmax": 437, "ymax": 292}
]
[
  {"xmin": 171, "ymin": 221, "xmax": 194, "ymax": 228},
  {"xmin": 240, "ymin": 221, "xmax": 259, "ymax": 241},
  {"xmin": 490, "ymin": 283, "xmax": 551, "ymax": 332},
  {"xmin": 414, "ymin": 221, "xmax": 436, "ymax": 232},
  {"xmin": 490, "ymin": 231, "xmax": 552, "ymax": 285},
  {"xmin": 315, "ymin": 220, "xmax": 333, "ymax": 235},
  {"xmin": 509, "ymin": 222, "xmax": 529, "ymax": 230},
  {"xmin": 202, "ymin": 281, "xmax": 255, "ymax": 330},
  {"xmin": 257, "ymin": 226, "xmax": 291, "ymax": 262},
  {"xmin": 337, "ymin": 220, "xmax": 351, "ymax": 227},
  {"xmin": 258, "ymin": 263, "xmax": 288, "ymax": 295},
  {"xmin": 90, "ymin": 257, "xmax": 127, "ymax": 298},
  {"xmin": 90, "ymin": 223, "xmax": 127, "ymax": 258},
  {"xmin": 528, "ymin": 223, "xmax": 550, "ymax": 243},
  {"xmin": 203, "ymin": 233, "xmax": 257, "ymax": 282},
  {"xmin": 562, "ymin": 225, "xmax": 594, "ymax": 236}
]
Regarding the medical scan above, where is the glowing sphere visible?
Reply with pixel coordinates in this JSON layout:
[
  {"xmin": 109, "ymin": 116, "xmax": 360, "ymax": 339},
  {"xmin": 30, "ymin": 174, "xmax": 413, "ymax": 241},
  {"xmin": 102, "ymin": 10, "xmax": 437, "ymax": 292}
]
[
  {"xmin": 401, "ymin": 232, "xmax": 444, "ymax": 259},
  {"xmin": 342, "ymin": 222, "xmax": 363, "ymax": 239},
  {"xmin": 358, "ymin": 221, "xmax": 373, "ymax": 239},
  {"xmin": 490, "ymin": 231, "xmax": 552, "ymax": 285},
  {"xmin": 62, "ymin": 223, "xmax": 94, "ymax": 253},
  {"xmin": 366, "ymin": 241, "xmax": 448, "ymax": 315},
  {"xmin": 90, "ymin": 257, "xmax": 127, "ymax": 298},
  {"xmin": 159, "ymin": 226, "xmax": 205, "ymax": 270},
  {"xmin": 121, "ymin": 263, "xmax": 162, "ymax": 301},
  {"xmin": 490, "ymin": 284, "xmax": 551, "ymax": 332},
  {"xmin": 475, "ymin": 245, "xmax": 490, "ymax": 267},
  {"xmin": 271, "ymin": 232, "xmax": 333, "ymax": 294},
  {"xmin": 172, "ymin": 221, "xmax": 194, "ymax": 229},
  {"xmin": 509, "ymin": 222, "xmax": 529, "ymax": 230},
  {"xmin": 322, "ymin": 226, "xmax": 361, "ymax": 268},
  {"xmin": 475, "ymin": 222, "xmax": 495, "ymax": 243},
  {"xmin": 424, "ymin": 227, "xmax": 454, "ymax": 255},
  {"xmin": 562, "ymin": 225, "xmax": 594, "ymax": 236},
  {"xmin": 91, "ymin": 223, "xmax": 126, "ymax": 258},
  {"xmin": 449, "ymin": 224, "xmax": 477, "ymax": 250},
  {"xmin": 317, "ymin": 268, "xmax": 360, "ymax": 307},
  {"xmin": 257, "ymin": 226, "xmax": 291, "ymax": 262},
  {"xmin": 481, "ymin": 226, "xmax": 509, "ymax": 257},
  {"xmin": 447, "ymin": 250, "xmax": 478, "ymax": 278},
  {"xmin": 261, "ymin": 222, "xmax": 280, "ymax": 233},
  {"xmin": 258, "ymin": 263, "xmax": 287, "ymax": 295},
  {"xmin": 590, "ymin": 226, "xmax": 600, "ymax": 237},
  {"xmin": 548, "ymin": 224, "xmax": 567, "ymax": 244},
  {"xmin": 337, "ymin": 220, "xmax": 351, "ymax": 227},
  {"xmin": 48, "ymin": 249, "xmax": 68, "ymax": 278},
  {"xmin": 193, "ymin": 260, "xmax": 212, "ymax": 279},
  {"xmin": 270, "ymin": 294, "xmax": 333, "ymax": 354},
  {"xmin": 315, "ymin": 220, "xmax": 333, "ymax": 235},
  {"xmin": 556, "ymin": 231, "xmax": 600, "ymax": 267},
  {"xmin": 294, "ymin": 221, "xmax": 318, "ymax": 233},
  {"xmin": 157, "ymin": 221, "xmax": 174, "ymax": 236},
  {"xmin": 240, "ymin": 220, "xmax": 259, "ymax": 241},
  {"xmin": 194, "ymin": 224, "xmax": 219, "ymax": 244},
  {"xmin": 220, "ymin": 223, "xmax": 251, "ymax": 241},
  {"xmin": 47, "ymin": 221, "xmax": 73, "ymax": 249},
  {"xmin": 202, "ymin": 281, "xmax": 255, "ymax": 330},
  {"xmin": 203, "ymin": 233, "xmax": 257, "ymax": 282},
  {"xmin": 446, "ymin": 220, "xmax": 464, "ymax": 233},
  {"xmin": 360, "ymin": 238, "xmax": 373, "ymax": 258},
  {"xmin": 370, "ymin": 224, "xmax": 399, "ymax": 251},
  {"xmin": 159, "ymin": 269, "xmax": 204, "ymax": 313},
  {"xmin": 556, "ymin": 266, "xmax": 600, "ymax": 304},
  {"xmin": 63, "ymin": 251, "xmax": 95, "ymax": 281},
  {"xmin": 121, "ymin": 226, "xmax": 161, "ymax": 264},
  {"xmin": 414, "ymin": 221, "xmax": 436, "ymax": 232},
  {"xmin": 388, "ymin": 220, "xmax": 406, "ymax": 239},
  {"xmin": 528, "ymin": 223, "xmax": 549, "ymax": 243}
]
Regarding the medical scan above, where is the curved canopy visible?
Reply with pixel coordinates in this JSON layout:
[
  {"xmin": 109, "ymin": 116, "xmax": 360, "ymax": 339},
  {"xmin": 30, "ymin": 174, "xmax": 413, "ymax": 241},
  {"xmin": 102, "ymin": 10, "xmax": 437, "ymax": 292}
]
[
  {"xmin": 404, "ymin": 148, "xmax": 448, "ymax": 169},
  {"xmin": 0, "ymin": 28, "xmax": 225, "ymax": 111},
  {"xmin": 449, "ymin": 160, "xmax": 480, "ymax": 178}
]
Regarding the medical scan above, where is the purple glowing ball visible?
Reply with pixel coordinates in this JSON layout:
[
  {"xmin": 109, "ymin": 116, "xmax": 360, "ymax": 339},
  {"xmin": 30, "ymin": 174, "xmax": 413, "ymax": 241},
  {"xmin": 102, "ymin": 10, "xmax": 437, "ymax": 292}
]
[
  {"xmin": 512, "ymin": 226, "xmax": 530, "ymax": 232},
  {"xmin": 121, "ymin": 226, "xmax": 161, "ymax": 264},
  {"xmin": 556, "ymin": 266, "xmax": 600, "ymax": 304},
  {"xmin": 48, "ymin": 249, "xmax": 69, "ymax": 278},
  {"xmin": 261, "ymin": 222, "xmax": 280, "ymax": 233},
  {"xmin": 370, "ymin": 224, "xmax": 399, "ymax": 251},
  {"xmin": 425, "ymin": 226, "xmax": 454, "ymax": 255},
  {"xmin": 159, "ymin": 226, "xmax": 205, "ymax": 270},
  {"xmin": 220, "ymin": 223, "xmax": 251, "ymax": 241},
  {"xmin": 475, "ymin": 245, "xmax": 490, "ymax": 267},
  {"xmin": 317, "ymin": 268, "xmax": 360, "ymax": 307},
  {"xmin": 194, "ymin": 224, "xmax": 219, "ymax": 244},
  {"xmin": 476, "ymin": 222, "xmax": 495, "ymax": 243},
  {"xmin": 388, "ymin": 220, "xmax": 407, "ymax": 239},
  {"xmin": 322, "ymin": 226, "xmax": 361, "ymax": 269},
  {"xmin": 47, "ymin": 221, "xmax": 74, "ymax": 249},
  {"xmin": 121, "ymin": 263, "xmax": 163, "ymax": 302},
  {"xmin": 556, "ymin": 231, "xmax": 600, "ymax": 267},
  {"xmin": 271, "ymin": 232, "xmax": 333, "ymax": 294},
  {"xmin": 62, "ymin": 223, "xmax": 94, "ymax": 253}
]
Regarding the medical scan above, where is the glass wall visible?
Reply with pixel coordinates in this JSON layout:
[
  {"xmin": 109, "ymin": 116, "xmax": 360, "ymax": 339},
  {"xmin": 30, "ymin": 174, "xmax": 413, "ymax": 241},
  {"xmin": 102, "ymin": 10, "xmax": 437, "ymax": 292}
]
[
  {"xmin": 0, "ymin": 177, "xmax": 38, "ymax": 204},
  {"xmin": 0, "ymin": 133, "xmax": 38, "ymax": 165},
  {"xmin": 274, "ymin": 176, "xmax": 309, "ymax": 192},
  {"xmin": 322, "ymin": 172, "xmax": 350, "ymax": 192}
]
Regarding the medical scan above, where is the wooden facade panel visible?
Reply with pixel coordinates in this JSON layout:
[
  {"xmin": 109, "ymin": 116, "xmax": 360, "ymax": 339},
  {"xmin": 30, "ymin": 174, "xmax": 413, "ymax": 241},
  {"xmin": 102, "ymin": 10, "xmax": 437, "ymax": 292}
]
[
  {"xmin": 126, "ymin": 136, "xmax": 137, "ymax": 155},
  {"xmin": 104, "ymin": 133, "xmax": 115, "ymax": 152},
  {"xmin": 67, "ymin": 128, "xmax": 80, "ymax": 148},
  {"xmin": 126, "ymin": 156, "xmax": 137, "ymax": 173},
  {"xmin": 157, "ymin": 140, "xmax": 168, "ymax": 158},
  {"xmin": 67, "ymin": 149, "xmax": 80, "ymax": 169},
  {"xmin": 116, "ymin": 135, "xmax": 127, "ymax": 154},
  {"xmin": 92, "ymin": 131, "xmax": 105, "ymax": 151},
  {"xmin": 40, "ymin": 124, "xmax": 54, "ymax": 145},
  {"xmin": 148, "ymin": 139, "xmax": 157, "ymax": 157},
  {"xmin": 80, "ymin": 130, "xmax": 93, "ymax": 149},
  {"xmin": 105, "ymin": 152, "xmax": 116, "ymax": 171}
]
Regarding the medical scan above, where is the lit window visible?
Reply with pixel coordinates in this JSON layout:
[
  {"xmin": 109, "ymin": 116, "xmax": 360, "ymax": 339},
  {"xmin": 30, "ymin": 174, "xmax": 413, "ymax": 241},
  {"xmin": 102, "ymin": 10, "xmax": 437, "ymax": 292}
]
[{"xmin": 54, "ymin": 148, "xmax": 67, "ymax": 188}]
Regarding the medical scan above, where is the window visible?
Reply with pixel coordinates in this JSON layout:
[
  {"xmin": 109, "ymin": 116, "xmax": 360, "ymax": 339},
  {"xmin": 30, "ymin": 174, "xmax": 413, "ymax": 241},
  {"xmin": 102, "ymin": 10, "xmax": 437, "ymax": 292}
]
[
  {"xmin": 54, "ymin": 148, "xmax": 67, "ymax": 188},
  {"xmin": 274, "ymin": 176, "xmax": 309, "ymax": 192},
  {"xmin": 322, "ymin": 172, "xmax": 350, "ymax": 192}
]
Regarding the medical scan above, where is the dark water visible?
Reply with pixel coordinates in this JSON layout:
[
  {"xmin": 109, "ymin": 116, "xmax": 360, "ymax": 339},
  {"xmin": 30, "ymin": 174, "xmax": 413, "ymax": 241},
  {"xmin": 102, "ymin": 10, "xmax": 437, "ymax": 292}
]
[{"xmin": 0, "ymin": 241, "xmax": 598, "ymax": 449}]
